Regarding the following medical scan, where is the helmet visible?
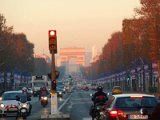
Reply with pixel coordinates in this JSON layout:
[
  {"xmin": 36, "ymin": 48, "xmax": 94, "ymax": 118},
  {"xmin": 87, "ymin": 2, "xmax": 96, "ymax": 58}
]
[
  {"xmin": 97, "ymin": 86, "xmax": 103, "ymax": 92},
  {"xmin": 22, "ymin": 87, "xmax": 27, "ymax": 91},
  {"xmin": 42, "ymin": 86, "xmax": 46, "ymax": 90}
]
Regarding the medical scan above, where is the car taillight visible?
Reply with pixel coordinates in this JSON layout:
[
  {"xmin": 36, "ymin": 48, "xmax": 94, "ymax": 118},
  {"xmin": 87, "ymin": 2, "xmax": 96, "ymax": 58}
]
[
  {"xmin": 109, "ymin": 110, "xmax": 118, "ymax": 116},
  {"xmin": 109, "ymin": 110, "xmax": 126, "ymax": 117}
]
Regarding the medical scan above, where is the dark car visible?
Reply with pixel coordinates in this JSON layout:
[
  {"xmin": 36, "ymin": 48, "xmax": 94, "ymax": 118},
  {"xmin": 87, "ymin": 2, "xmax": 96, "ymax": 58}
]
[
  {"xmin": 57, "ymin": 87, "xmax": 63, "ymax": 97},
  {"xmin": 105, "ymin": 93, "xmax": 158, "ymax": 120}
]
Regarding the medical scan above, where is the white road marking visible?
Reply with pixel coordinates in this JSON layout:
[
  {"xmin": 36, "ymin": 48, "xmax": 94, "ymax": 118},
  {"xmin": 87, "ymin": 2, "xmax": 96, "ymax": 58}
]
[
  {"xmin": 83, "ymin": 118, "xmax": 91, "ymax": 120},
  {"xmin": 58, "ymin": 93, "xmax": 72, "ymax": 111}
]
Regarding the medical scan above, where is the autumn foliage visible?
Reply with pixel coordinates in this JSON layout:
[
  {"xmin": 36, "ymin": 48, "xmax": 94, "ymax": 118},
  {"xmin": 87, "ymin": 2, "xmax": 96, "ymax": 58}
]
[
  {"xmin": 0, "ymin": 14, "xmax": 34, "ymax": 73},
  {"xmin": 84, "ymin": 0, "xmax": 160, "ymax": 79}
]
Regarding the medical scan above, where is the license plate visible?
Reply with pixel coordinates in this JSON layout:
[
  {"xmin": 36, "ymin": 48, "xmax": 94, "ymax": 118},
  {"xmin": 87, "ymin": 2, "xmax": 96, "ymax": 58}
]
[
  {"xmin": 21, "ymin": 109, "xmax": 27, "ymax": 113},
  {"xmin": 9, "ymin": 108, "xmax": 17, "ymax": 111},
  {"xmin": 129, "ymin": 114, "xmax": 148, "ymax": 119}
]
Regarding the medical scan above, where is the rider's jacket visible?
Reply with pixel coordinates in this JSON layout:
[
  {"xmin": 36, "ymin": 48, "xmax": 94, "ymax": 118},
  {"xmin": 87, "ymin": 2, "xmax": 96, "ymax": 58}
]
[{"xmin": 92, "ymin": 91, "xmax": 108, "ymax": 105}]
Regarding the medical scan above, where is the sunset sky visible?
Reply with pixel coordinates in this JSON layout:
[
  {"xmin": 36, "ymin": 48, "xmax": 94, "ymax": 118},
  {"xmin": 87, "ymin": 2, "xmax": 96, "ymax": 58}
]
[{"xmin": 0, "ymin": 0, "xmax": 140, "ymax": 55}]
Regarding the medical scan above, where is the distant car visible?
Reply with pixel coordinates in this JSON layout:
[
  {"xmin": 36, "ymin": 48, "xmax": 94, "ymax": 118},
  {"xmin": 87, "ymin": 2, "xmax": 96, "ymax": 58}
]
[
  {"xmin": 112, "ymin": 86, "xmax": 123, "ymax": 95},
  {"xmin": 27, "ymin": 88, "xmax": 33, "ymax": 97},
  {"xmin": 0, "ymin": 91, "xmax": 23, "ymax": 117},
  {"xmin": 105, "ymin": 93, "xmax": 158, "ymax": 120},
  {"xmin": 57, "ymin": 87, "xmax": 63, "ymax": 97},
  {"xmin": 83, "ymin": 86, "xmax": 89, "ymax": 91},
  {"xmin": 58, "ymin": 85, "xmax": 65, "ymax": 93}
]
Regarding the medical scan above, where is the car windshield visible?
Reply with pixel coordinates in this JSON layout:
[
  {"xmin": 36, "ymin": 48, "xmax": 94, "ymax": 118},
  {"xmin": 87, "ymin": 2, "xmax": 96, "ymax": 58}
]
[
  {"xmin": 115, "ymin": 97, "xmax": 157, "ymax": 108},
  {"xmin": 2, "ymin": 92, "xmax": 23, "ymax": 100},
  {"xmin": 33, "ymin": 82, "xmax": 46, "ymax": 87}
]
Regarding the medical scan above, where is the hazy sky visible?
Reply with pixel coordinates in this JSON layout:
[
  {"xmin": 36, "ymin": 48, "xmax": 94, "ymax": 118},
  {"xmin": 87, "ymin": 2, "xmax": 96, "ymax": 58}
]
[{"xmin": 0, "ymin": 0, "xmax": 140, "ymax": 55}]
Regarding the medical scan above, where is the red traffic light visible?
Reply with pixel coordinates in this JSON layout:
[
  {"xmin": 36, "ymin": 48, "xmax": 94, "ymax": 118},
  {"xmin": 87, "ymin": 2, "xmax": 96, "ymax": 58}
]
[
  {"xmin": 49, "ymin": 30, "xmax": 56, "ymax": 36},
  {"xmin": 48, "ymin": 30, "xmax": 57, "ymax": 53}
]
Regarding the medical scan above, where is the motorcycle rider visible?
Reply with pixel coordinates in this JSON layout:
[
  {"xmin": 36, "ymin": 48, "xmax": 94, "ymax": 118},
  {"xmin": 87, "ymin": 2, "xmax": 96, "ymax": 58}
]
[
  {"xmin": 90, "ymin": 86, "xmax": 108, "ymax": 117},
  {"xmin": 22, "ymin": 87, "xmax": 29, "ymax": 97},
  {"xmin": 92, "ymin": 86, "xmax": 108, "ymax": 104},
  {"xmin": 39, "ymin": 86, "xmax": 48, "ymax": 100}
]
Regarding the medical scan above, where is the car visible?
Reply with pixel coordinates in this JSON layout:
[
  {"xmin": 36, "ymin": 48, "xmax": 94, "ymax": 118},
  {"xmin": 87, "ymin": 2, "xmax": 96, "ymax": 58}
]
[
  {"xmin": 0, "ymin": 91, "xmax": 31, "ymax": 117},
  {"xmin": 112, "ymin": 86, "xmax": 123, "ymax": 95},
  {"xmin": 0, "ymin": 91, "xmax": 23, "ymax": 117},
  {"xmin": 57, "ymin": 87, "xmax": 63, "ymax": 97},
  {"xmin": 105, "ymin": 93, "xmax": 158, "ymax": 120},
  {"xmin": 0, "ymin": 102, "xmax": 5, "ymax": 117}
]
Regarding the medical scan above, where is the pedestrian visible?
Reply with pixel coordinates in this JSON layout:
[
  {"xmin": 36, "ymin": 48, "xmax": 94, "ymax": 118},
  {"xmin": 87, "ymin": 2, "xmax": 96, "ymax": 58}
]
[{"xmin": 150, "ymin": 102, "xmax": 160, "ymax": 120}]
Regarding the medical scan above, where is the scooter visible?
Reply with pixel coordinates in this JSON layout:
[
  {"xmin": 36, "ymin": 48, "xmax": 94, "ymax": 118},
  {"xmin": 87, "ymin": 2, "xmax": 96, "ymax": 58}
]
[
  {"xmin": 19, "ymin": 105, "xmax": 28, "ymax": 119},
  {"xmin": 17, "ymin": 96, "xmax": 31, "ymax": 119},
  {"xmin": 92, "ymin": 104, "xmax": 107, "ymax": 120},
  {"xmin": 40, "ymin": 95, "xmax": 48, "ymax": 107}
]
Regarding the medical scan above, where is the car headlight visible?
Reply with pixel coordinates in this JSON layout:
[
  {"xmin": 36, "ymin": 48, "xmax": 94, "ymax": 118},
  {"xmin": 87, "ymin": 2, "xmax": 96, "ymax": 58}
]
[
  {"xmin": 59, "ymin": 92, "xmax": 62, "ymax": 94},
  {"xmin": 0, "ymin": 104, "xmax": 5, "ymax": 108}
]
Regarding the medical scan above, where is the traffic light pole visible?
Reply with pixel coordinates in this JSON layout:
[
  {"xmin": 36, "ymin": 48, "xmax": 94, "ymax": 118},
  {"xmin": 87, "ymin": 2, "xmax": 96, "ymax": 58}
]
[
  {"xmin": 41, "ymin": 30, "xmax": 70, "ymax": 119},
  {"xmin": 51, "ymin": 50, "xmax": 58, "ymax": 114}
]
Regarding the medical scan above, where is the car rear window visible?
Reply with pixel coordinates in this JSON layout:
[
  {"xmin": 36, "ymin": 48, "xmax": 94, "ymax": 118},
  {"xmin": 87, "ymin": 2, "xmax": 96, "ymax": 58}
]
[{"xmin": 115, "ymin": 96, "xmax": 157, "ymax": 108}]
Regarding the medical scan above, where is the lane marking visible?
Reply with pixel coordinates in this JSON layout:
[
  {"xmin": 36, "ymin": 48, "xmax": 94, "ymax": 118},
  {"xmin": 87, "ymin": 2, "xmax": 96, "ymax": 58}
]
[
  {"xmin": 58, "ymin": 93, "xmax": 72, "ymax": 111},
  {"xmin": 83, "ymin": 118, "xmax": 91, "ymax": 120}
]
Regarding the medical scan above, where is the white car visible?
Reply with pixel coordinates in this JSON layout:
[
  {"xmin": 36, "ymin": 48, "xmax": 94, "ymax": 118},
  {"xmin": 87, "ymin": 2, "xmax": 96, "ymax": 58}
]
[
  {"xmin": 0, "ymin": 91, "xmax": 24, "ymax": 117},
  {"xmin": 0, "ymin": 102, "xmax": 5, "ymax": 116}
]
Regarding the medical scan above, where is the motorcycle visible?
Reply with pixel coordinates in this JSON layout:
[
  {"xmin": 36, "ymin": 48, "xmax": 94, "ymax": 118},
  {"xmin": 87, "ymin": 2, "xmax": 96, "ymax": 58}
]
[
  {"xmin": 18, "ymin": 96, "xmax": 31, "ymax": 119},
  {"xmin": 91, "ymin": 104, "xmax": 107, "ymax": 120},
  {"xmin": 90, "ymin": 93, "xmax": 108, "ymax": 120},
  {"xmin": 40, "ymin": 95, "xmax": 48, "ymax": 107},
  {"xmin": 94, "ymin": 104, "xmax": 106, "ymax": 120}
]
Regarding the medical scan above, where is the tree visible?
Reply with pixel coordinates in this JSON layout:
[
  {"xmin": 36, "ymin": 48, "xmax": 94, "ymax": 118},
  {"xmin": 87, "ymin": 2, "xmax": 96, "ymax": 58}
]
[
  {"xmin": 134, "ymin": 0, "xmax": 160, "ymax": 61},
  {"xmin": 0, "ymin": 14, "xmax": 34, "ymax": 73}
]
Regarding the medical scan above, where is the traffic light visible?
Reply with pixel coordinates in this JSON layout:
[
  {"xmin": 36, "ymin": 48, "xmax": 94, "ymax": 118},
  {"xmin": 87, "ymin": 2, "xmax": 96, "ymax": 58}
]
[
  {"xmin": 51, "ymin": 80, "xmax": 56, "ymax": 93},
  {"xmin": 48, "ymin": 71, "xmax": 60, "ymax": 94},
  {"xmin": 48, "ymin": 30, "xmax": 57, "ymax": 53}
]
